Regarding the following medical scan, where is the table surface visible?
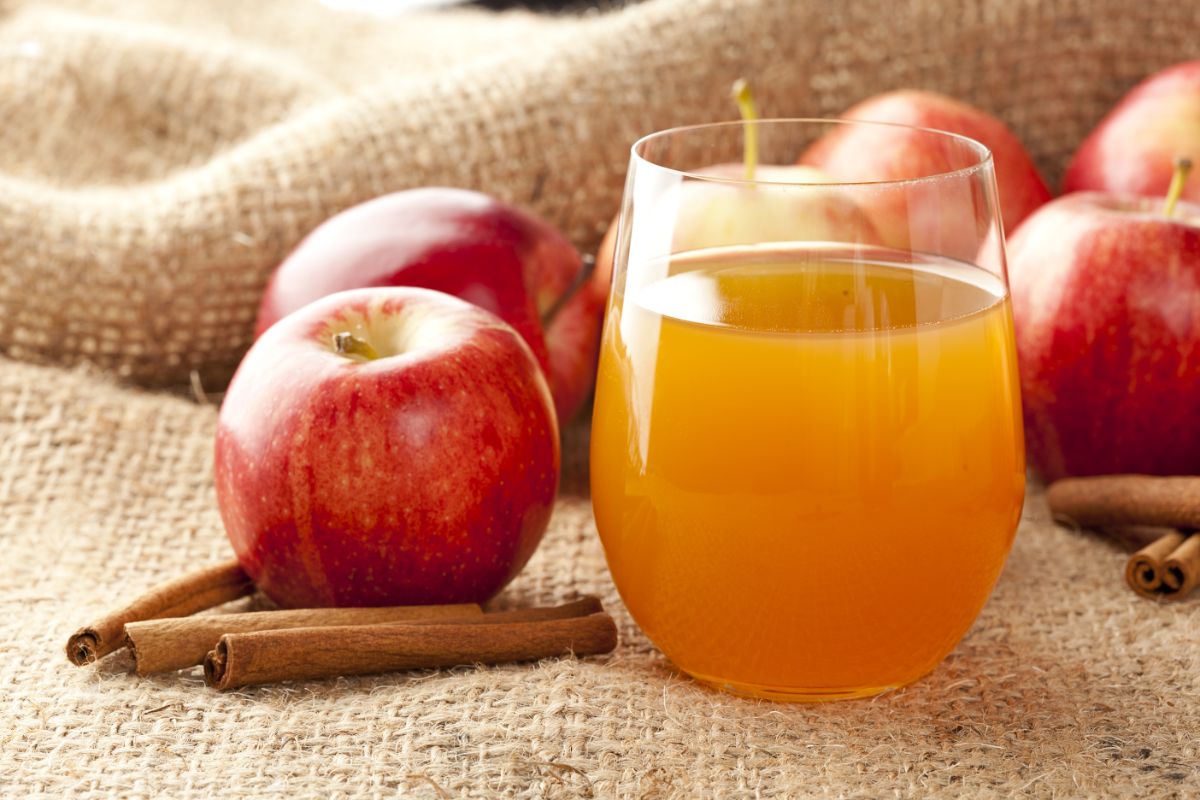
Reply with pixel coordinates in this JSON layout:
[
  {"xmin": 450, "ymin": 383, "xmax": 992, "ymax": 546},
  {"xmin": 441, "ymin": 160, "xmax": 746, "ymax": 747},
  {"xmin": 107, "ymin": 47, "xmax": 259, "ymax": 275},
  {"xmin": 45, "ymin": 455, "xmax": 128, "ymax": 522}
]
[{"xmin": 2, "ymin": 356, "xmax": 1197, "ymax": 798}]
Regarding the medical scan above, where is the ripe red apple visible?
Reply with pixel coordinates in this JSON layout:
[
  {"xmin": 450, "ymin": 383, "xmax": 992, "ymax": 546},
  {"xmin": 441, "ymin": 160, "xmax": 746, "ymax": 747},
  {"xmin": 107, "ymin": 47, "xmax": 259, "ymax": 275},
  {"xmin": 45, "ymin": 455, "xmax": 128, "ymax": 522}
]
[
  {"xmin": 255, "ymin": 188, "xmax": 606, "ymax": 423},
  {"xmin": 799, "ymin": 90, "xmax": 1052, "ymax": 250},
  {"xmin": 664, "ymin": 163, "xmax": 881, "ymax": 250},
  {"xmin": 675, "ymin": 82, "xmax": 880, "ymax": 250},
  {"xmin": 217, "ymin": 287, "xmax": 560, "ymax": 608},
  {"xmin": 1064, "ymin": 60, "xmax": 1200, "ymax": 202},
  {"xmin": 593, "ymin": 163, "xmax": 881, "ymax": 284},
  {"xmin": 594, "ymin": 83, "xmax": 884, "ymax": 280},
  {"xmin": 1008, "ymin": 177, "xmax": 1200, "ymax": 481}
]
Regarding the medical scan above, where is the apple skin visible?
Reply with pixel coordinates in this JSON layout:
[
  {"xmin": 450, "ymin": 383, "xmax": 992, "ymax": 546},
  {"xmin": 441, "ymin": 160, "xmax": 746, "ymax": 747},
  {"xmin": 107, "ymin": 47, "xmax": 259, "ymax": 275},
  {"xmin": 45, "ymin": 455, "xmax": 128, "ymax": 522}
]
[
  {"xmin": 254, "ymin": 188, "xmax": 606, "ymax": 423},
  {"xmin": 1064, "ymin": 60, "xmax": 1200, "ymax": 202},
  {"xmin": 594, "ymin": 163, "xmax": 881, "ymax": 281},
  {"xmin": 1008, "ymin": 192, "xmax": 1200, "ymax": 481},
  {"xmin": 799, "ymin": 90, "xmax": 1052, "ymax": 245},
  {"xmin": 217, "ymin": 287, "xmax": 560, "ymax": 608},
  {"xmin": 666, "ymin": 164, "xmax": 881, "ymax": 249}
]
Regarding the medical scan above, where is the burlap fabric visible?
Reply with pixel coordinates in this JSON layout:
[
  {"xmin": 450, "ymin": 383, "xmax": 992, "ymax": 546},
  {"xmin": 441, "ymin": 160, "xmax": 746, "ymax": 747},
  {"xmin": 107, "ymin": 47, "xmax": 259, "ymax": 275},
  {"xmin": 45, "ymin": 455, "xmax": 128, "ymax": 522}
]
[
  {"xmin": 3, "ymin": 0, "xmax": 1200, "ymax": 390},
  {"xmin": 4, "ymin": 359, "xmax": 1200, "ymax": 798},
  {"xmin": 3, "ymin": 0, "xmax": 1200, "ymax": 797}
]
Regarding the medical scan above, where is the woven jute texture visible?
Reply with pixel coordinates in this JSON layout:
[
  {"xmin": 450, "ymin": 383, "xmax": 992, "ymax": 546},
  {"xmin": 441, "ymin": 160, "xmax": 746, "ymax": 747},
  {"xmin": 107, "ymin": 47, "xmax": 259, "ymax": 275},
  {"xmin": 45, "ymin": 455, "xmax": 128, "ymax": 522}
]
[
  {"xmin": 3, "ymin": 357, "xmax": 1199, "ymax": 798},
  {"xmin": 3, "ymin": 0, "xmax": 1200, "ymax": 797},
  {"xmin": 2, "ymin": 0, "xmax": 1200, "ymax": 391}
]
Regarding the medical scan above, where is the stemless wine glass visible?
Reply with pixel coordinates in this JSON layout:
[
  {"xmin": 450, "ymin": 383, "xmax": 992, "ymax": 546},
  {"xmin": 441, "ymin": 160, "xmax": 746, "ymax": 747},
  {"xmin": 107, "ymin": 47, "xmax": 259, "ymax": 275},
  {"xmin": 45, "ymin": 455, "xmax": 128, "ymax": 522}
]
[{"xmin": 590, "ymin": 119, "xmax": 1026, "ymax": 702}]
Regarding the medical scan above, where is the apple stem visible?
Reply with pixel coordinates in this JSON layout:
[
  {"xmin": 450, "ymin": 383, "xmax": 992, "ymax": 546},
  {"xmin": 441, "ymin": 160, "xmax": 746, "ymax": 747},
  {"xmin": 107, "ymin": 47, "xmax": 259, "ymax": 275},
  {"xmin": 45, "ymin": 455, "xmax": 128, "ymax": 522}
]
[
  {"xmin": 1163, "ymin": 157, "xmax": 1193, "ymax": 219},
  {"xmin": 730, "ymin": 78, "xmax": 758, "ymax": 182},
  {"xmin": 333, "ymin": 331, "xmax": 380, "ymax": 361},
  {"xmin": 540, "ymin": 253, "xmax": 597, "ymax": 328}
]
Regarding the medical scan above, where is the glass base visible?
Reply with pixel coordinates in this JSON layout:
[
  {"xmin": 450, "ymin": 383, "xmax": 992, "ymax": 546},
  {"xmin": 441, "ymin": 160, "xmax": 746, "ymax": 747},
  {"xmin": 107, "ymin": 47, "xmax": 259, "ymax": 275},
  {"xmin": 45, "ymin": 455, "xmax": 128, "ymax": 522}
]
[{"xmin": 686, "ymin": 670, "xmax": 899, "ymax": 703}]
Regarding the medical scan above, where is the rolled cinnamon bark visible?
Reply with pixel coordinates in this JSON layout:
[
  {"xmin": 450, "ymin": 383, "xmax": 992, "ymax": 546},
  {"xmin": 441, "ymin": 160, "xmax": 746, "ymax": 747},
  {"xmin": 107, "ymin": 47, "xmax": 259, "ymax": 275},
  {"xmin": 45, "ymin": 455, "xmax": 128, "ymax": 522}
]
[
  {"xmin": 125, "ymin": 603, "xmax": 484, "ymax": 675},
  {"xmin": 67, "ymin": 558, "xmax": 253, "ymax": 666},
  {"xmin": 1124, "ymin": 531, "xmax": 1188, "ymax": 597},
  {"xmin": 1161, "ymin": 533, "xmax": 1200, "ymax": 598},
  {"xmin": 203, "ymin": 610, "xmax": 618, "ymax": 691},
  {"xmin": 1047, "ymin": 476, "xmax": 1200, "ymax": 529},
  {"xmin": 128, "ymin": 597, "xmax": 603, "ymax": 675}
]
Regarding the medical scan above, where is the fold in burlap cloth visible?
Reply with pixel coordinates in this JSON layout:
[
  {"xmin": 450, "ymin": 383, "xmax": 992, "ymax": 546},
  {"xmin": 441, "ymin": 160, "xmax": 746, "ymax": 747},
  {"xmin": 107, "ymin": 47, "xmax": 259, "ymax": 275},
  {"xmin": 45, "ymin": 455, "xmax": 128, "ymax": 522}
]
[
  {"xmin": 2, "ymin": 0, "xmax": 1198, "ymax": 796},
  {"xmin": 2, "ymin": 0, "xmax": 1198, "ymax": 392}
]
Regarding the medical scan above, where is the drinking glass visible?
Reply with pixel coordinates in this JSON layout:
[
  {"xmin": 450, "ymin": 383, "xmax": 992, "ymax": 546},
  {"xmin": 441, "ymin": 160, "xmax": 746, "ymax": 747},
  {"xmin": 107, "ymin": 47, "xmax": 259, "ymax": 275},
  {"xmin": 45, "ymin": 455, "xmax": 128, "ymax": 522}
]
[{"xmin": 590, "ymin": 119, "xmax": 1026, "ymax": 701}]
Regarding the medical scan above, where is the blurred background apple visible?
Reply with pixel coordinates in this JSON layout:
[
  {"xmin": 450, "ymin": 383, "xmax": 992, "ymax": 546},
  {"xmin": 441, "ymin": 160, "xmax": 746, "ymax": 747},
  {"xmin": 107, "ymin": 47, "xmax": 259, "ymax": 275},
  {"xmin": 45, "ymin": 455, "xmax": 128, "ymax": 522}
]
[
  {"xmin": 595, "ymin": 82, "xmax": 883, "ymax": 280},
  {"xmin": 256, "ymin": 188, "xmax": 607, "ymax": 423},
  {"xmin": 799, "ymin": 90, "xmax": 1051, "ymax": 255},
  {"xmin": 663, "ymin": 163, "xmax": 881, "ymax": 251},
  {"xmin": 1063, "ymin": 60, "xmax": 1200, "ymax": 202}
]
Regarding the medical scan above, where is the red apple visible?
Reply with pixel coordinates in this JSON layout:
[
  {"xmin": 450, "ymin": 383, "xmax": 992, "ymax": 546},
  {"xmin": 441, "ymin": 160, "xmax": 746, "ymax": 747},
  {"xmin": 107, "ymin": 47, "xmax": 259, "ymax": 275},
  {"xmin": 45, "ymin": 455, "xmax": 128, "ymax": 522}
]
[
  {"xmin": 1064, "ymin": 60, "xmax": 1200, "ymax": 202},
  {"xmin": 799, "ymin": 90, "xmax": 1052, "ymax": 250},
  {"xmin": 593, "ymin": 83, "xmax": 886, "ymax": 279},
  {"xmin": 664, "ymin": 163, "xmax": 881, "ymax": 250},
  {"xmin": 593, "ymin": 163, "xmax": 881, "ymax": 284},
  {"xmin": 255, "ymin": 188, "xmax": 606, "ymax": 423},
  {"xmin": 217, "ymin": 287, "xmax": 560, "ymax": 608},
  {"xmin": 1008, "ymin": 180, "xmax": 1200, "ymax": 481}
]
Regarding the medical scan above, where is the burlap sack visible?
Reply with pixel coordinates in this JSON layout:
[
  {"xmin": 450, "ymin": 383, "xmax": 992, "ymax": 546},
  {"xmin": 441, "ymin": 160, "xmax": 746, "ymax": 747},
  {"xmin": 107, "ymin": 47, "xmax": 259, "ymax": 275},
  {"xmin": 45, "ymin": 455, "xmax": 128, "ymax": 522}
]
[
  {"xmin": 5, "ymin": 357, "xmax": 1200, "ymax": 797},
  {"xmin": 3, "ymin": 0, "xmax": 1200, "ymax": 796},
  {"xmin": 3, "ymin": 0, "xmax": 1199, "ymax": 390}
]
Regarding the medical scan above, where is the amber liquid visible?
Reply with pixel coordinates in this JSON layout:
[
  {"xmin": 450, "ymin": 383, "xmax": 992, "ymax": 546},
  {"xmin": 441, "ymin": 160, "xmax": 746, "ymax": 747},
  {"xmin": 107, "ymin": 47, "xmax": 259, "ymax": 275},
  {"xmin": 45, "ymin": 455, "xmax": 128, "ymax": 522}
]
[{"xmin": 590, "ymin": 244, "xmax": 1025, "ymax": 700}]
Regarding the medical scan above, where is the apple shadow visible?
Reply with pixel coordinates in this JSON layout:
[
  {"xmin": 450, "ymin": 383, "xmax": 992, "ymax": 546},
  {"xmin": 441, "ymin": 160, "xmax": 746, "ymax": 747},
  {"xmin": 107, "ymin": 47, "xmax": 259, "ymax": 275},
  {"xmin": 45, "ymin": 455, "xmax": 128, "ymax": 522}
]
[{"xmin": 558, "ymin": 418, "xmax": 592, "ymax": 497}]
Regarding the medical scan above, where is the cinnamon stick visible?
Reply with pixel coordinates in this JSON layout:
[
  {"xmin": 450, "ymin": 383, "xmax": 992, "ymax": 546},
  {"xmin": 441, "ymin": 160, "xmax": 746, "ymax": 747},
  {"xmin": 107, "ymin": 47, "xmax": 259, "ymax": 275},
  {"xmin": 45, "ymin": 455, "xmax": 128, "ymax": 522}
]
[
  {"xmin": 203, "ymin": 610, "xmax": 618, "ymax": 691},
  {"xmin": 1124, "ymin": 530, "xmax": 1188, "ymax": 597},
  {"xmin": 67, "ymin": 558, "xmax": 253, "ymax": 666},
  {"xmin": 125, "ymin": 603, "xmax": 484, "ymax": 675},
  {"xmin": 127, "ymin": 596, "xmax": 603, "ymax": 675},
  {"xmin": 1162, "ymin": 533, "xmax": 1200, "ymax": 597},
  {"xmin": 1047, "ymin": 475, "xmax": 1200, "ymax": 529}
]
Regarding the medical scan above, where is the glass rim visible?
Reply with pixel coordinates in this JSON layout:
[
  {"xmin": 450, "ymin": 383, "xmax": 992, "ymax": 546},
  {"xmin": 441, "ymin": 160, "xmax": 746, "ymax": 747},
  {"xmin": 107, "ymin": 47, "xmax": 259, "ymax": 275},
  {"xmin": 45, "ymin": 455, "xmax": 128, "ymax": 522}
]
[{"xmin": 631, "ymin": 117, "xmax": 996, "ymax": 188}]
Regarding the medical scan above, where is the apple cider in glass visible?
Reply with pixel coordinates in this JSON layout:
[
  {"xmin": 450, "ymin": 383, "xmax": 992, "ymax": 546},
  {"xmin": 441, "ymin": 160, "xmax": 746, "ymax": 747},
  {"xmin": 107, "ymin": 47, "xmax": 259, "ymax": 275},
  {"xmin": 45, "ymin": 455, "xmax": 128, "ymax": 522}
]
[
  {"xmin": 592, "ymin": 244, "xmax": 1024, "ymax": 699},
  {"xmin": 591, "ymin": 117, "xmax": 1026, "ymax": 701}
]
